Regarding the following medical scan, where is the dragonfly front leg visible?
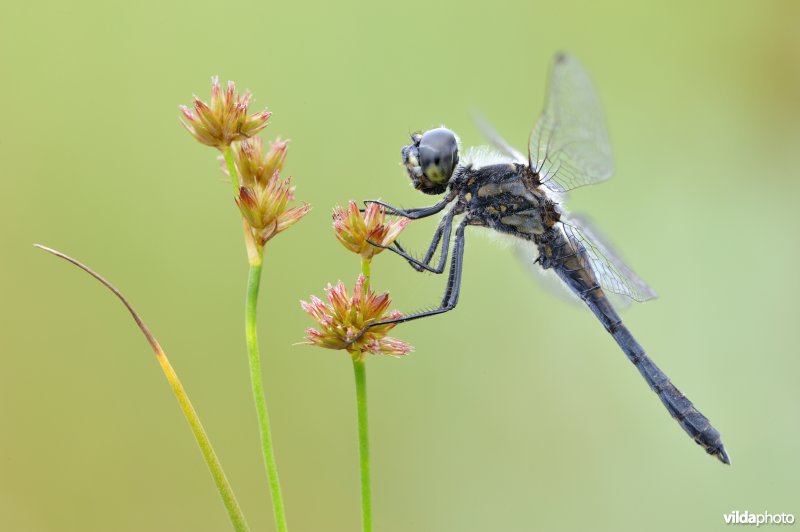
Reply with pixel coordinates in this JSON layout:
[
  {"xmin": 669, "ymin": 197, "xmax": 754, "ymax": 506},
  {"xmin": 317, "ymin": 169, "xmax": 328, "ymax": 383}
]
[
  {"xmin": 346, "ymin": 219, "xmax": 468, "ymax": 347},
  {"xmin": 369, "ymin": 209, "xmax": 455, "ymax": 274},
  {"xmin": 363, "ymin": 193, "xmax": 454, "ymax": 220}
]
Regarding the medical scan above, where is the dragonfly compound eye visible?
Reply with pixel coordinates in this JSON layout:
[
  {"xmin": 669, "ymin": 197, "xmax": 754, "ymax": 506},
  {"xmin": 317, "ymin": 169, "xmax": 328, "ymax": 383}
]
[{"xmin": 402, "ymin": 127, "xmax": 459, "ymax": 195}]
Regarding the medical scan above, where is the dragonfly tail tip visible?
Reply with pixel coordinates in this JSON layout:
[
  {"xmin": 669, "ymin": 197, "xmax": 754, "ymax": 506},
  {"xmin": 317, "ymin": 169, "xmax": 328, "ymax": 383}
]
[{"xmin": 715, "ymin": 445, "xmax": 731, "ymax": 465}]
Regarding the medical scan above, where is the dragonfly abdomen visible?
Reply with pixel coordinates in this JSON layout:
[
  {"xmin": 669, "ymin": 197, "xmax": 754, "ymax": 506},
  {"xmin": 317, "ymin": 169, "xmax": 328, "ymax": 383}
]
[
  {"xmin": 609, "ymin": 323, "xmax": 730, "ymax": 464},
  {"xmin": 541, "ymin": 227, "xmax": 730, "ymax": 464}
]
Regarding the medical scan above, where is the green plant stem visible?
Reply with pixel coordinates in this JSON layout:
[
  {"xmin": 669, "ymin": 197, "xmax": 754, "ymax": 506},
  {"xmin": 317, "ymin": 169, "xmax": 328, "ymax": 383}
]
[
  {"xmin": 34, "ymin": 244, "xmax": 250, "ymax": 532},
  {"xmin": 245, "ymin": 253, "xmax": 288, "ymax": 532},
  {"xmin": 228, "ymin": 137, "xmax": 287, "ymax": 530},
  {"xmin": 361, "ymin": 258, "xmax": 372, "ymax": 292},
  {"xmin": 354, "ymin": 256, "xmax": 373, "ymax": 531},
  {"xmin": 352, "ymin": 355, "xmax": 372, "ymax": 532},
  {"xmin": 361, "ymin": 257, "xmax": 371, "ymax": 291},
  {"xmin": 223, "ymin": 146, "xmax": 240, "ymax": 193}
]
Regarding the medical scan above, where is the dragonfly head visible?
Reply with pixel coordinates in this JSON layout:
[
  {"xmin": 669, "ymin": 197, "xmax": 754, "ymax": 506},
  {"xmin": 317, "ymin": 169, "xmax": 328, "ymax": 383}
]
[{"xmin": 402, "ymin": 127, "xmax": 459, "ymax": 195}]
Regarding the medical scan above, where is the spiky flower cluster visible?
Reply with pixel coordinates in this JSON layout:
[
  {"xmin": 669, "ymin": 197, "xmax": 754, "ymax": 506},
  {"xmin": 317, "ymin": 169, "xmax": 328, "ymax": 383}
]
[
  {"xmin": 233, "ymin": 136, "xmax": 288, "ymax": 188},
  {"xmin": 180, "ymin": 77, "xmax": 271, "ymax": 149},
  {"xmin": 332, "ymin": 201, "xmax": 410, "ymax": 260},
  {"xmin": 301, "ymin": 275, "xmax": 413, "ymax": 360},
  {"xmin": 231, "ymin": 138, "xmax": 310, "ymax": 247},
  {"xmin": 181, "ymin": 78, "xmax": 309, "ymax": 248}
]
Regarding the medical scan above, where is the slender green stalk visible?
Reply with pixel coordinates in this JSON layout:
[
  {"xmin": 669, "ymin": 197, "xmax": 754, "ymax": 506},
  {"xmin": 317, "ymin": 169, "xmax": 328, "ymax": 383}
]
[
  {"xmin": 34, "ymin": 244, "xmax": 250, "ymax": 532},
  {"xmin": 354, "ymin": 257, "xmax": 373, "ymax": 532},
  {"xmin": 227, "ymin": 138, "xmax": 288, "ymax": 530},
  {"xmin": 360, "ymin": 257, "xmax": 371, "ymax": 291},
  {"xmin": 223, "ymin": 146, "xmax": 240, "ymax": 193},
  {"xmin": 245, "ymin": 253, "xmax": 288, "ymax": 532},
  {"xmin": 352, "ymin": 355, "xmax": 372, "ymax": 532}
]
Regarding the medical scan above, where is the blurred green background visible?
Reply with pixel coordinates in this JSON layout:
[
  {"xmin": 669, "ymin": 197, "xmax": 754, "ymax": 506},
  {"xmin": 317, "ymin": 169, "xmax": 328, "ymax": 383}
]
[{"xmin": 2, "ymin": 0, "xmax": 799, "ymax": 530}]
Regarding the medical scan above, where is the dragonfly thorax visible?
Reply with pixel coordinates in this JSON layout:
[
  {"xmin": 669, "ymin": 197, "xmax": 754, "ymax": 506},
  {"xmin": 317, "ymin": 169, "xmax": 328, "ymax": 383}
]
[{"xmin": 453, "ymin": 163, "xmax": 558, "ymax": 239}]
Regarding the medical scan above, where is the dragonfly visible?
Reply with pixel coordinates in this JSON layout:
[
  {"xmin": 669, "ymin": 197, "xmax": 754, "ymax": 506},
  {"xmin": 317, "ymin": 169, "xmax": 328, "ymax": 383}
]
[{"xmin": 357, "ymin": 52, "xmax": 729, "ymax": 464}]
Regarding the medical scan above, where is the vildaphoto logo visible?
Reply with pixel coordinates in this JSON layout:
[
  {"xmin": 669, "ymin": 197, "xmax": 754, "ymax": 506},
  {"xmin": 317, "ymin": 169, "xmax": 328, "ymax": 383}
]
[{"xmin": 724, "ymin": 511, "xmax": 795, "ymax": 526}]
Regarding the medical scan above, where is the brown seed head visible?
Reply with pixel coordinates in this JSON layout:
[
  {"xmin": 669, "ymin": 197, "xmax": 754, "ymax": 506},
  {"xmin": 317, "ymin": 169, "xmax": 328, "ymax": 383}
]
[
  {"xmin": 231, "ymin": 137, "xmax": 289, "ymax": 187},
  {"xmin": 235, "ymin": 172, "xmax": 310, "ymax": 247},
  {"xmin": 180, "ymin": 76, "xmax": 271, "ymax": 149},
  {"xmin": 301, "ymin": 275, "xmax": 413, "ymax": 360},
  {"xmin": 332, "ymin": 201, "xmax": 410, "ymax": 260}
]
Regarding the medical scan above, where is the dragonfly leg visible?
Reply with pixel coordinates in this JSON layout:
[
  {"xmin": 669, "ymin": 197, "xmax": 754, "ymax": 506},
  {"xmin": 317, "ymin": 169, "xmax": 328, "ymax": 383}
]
[
  {"xmin": 345, "ymin": 219, "xmax": 467, "ymax": 347},
  {"xmin": 389, "ymin": 241, "xmax": 426, "ymax": 272},
  {"xmin": 362, "ymin": 194, "xmax": 454, "ymax": 219},
  {"xmin": 368, "ymin": 209, "xmax": 455, "ymax": 274}
]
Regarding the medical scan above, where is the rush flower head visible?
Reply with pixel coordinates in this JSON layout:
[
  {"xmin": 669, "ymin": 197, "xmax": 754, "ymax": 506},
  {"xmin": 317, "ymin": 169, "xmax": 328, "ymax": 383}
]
[
  {"xmin": 231, "ymin": 137, "xmax": 289, "ymax": 187},
  {"xmin": 301, "ymin": 275, "xmax": 413, "ymax": 360},
  {"xmin": 332, "ymin": 201, "xmax": 410, "ymax": 260},
  {"xmin": 229, "ymin": 133, "xmax": 309, "ymax": 247},
  {"xmin": 236, "ymin": 172, "xmax": 310, "ymax": 247},
  {"xmin": 180, "ymin": 76, "xmax": 271, "ymax": 149}
]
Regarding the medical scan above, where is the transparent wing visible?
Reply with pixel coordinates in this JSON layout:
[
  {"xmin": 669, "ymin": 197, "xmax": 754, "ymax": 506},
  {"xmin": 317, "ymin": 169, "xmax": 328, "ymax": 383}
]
[
  {"xmin": 511, "ymin": 238, "xmax": 577, "ymax": 301},
  {"xmin": 472, "ymin": 112, "xmax": 527, "ymax": 163},
  {"xmin": 561, "ymin": 216, "xmax": 657, "ymax": 303},
  {"xmin": 529, "ymin": 53, "xmax": 613, "ymax": 193},
  {"xmin": 513, "ymin": 239, "xmax": 635, "ymax": 310}
]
